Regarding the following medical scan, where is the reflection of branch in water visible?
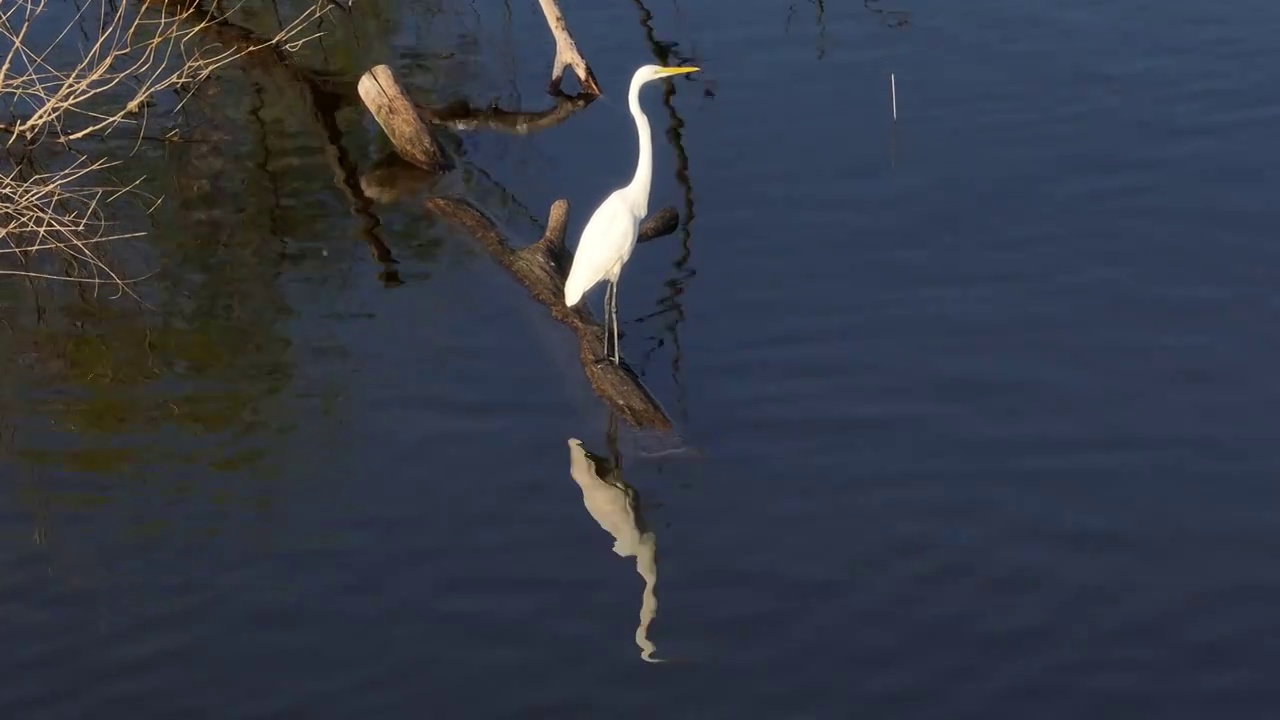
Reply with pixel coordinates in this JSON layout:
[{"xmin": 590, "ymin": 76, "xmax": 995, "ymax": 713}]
[
  {"xmin": 568, "ymin": 435, "xmax": 660, "ymax": 662},
  {"xmin": 359, "ymin": 152, "xmax": 439, "ymax": 205},
  {"xmin": 864, "ymin": 0, "xmax": 913, "ymax": 29},
  {"xmin": 630, "ymin": 0, "xmax": 697, "ymax": 418},
  {"xmin": 784, "ymin": 0, "xmax": 911, "ymax": 56},
  {"xmin": 248, "ymin": 79, "xmax": 285, "ymax": 248},
  {"xmin": 312, "ymin": 77, "xmax": 401, "ymax": 283},
  {"xmin": 181, "ymin": 1, "xmax": 399, "ymax": 283},
  {"xmin": 784, "ymin": 0, "xmax": 828, "ymax": 60}
]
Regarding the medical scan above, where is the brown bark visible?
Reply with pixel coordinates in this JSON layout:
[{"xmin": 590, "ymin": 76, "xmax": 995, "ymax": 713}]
[{"xmin": 425, "ymin": 196, "xmax": 675, "ymax": 430}]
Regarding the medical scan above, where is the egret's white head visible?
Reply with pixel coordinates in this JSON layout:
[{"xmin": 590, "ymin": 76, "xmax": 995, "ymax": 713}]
[{"xmin": 633, "ymin": 64, "xmax": 701, "ymax": 85}]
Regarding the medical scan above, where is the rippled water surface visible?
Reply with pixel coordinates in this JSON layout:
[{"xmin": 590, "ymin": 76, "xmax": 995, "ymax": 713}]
[{"xmin": 4, "ymin": 0, "xmax": 1280, "ymax": 716}]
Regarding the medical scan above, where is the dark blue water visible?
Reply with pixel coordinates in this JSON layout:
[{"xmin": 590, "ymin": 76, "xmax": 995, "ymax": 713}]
[{"xmin": 4, "ymin": 0, "xmax": 1280, "ymax": 716}]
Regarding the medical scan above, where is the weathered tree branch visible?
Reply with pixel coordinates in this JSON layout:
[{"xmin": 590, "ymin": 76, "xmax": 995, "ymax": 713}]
[
  {"xmin": 425, "ymin": 196, "xmax": 673, "ymax": 430},
  {"xmin": 536, "ymin": 0, "xmax": 602, "ymax": 96}
]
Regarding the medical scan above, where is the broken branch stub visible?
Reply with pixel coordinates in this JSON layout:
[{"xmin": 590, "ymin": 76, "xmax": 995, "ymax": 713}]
[
  {"xmin": 358, "ymin": 65, "xmax": 452, "ymax": 173},
  {"xmin": 637, "ymin": 207, "xmax": 679, "ymax": 244},
  {"xmin": 425, "ymin": 195, "xmax": 672, "ymax": 431},
  {"xmin": 536, "ymin": 0, "xmax": 602, "ymax": 96}
]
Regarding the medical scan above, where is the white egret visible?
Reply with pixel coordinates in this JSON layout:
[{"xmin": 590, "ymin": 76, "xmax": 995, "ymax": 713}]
[{"xmin": 563, "ymin": 64, "xmax": 700, "ymax": 365}]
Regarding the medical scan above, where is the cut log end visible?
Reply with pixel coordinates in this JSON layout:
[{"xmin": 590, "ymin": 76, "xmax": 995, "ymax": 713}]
[{"xmin": 357, "ymin": 65, "xmax": 452, "ymax": 173}]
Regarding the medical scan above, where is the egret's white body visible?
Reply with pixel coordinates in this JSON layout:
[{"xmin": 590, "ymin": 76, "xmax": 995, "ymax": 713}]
[{"xmin": 564, "ymin": 64, "xmax": 700, "ymax": 364}]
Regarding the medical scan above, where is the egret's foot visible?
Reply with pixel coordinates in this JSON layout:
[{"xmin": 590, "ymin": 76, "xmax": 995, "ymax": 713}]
[{"xmin": 591, "ymin": 355, "xmax": 623, "ymax": 368}]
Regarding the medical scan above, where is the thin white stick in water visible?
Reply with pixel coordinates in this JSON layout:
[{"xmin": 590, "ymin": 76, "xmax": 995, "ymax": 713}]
[{"xmin": 891, "ymin": 73, "xmax": 898, "ymax": 121}]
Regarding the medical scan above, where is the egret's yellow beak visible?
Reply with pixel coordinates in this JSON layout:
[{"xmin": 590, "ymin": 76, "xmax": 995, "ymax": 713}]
[{"xmin": 657, "ymin": 66, "xmax": 700, "ymax": 77}]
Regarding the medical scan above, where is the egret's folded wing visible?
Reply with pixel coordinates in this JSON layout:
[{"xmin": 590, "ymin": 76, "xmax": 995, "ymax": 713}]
[{"xmin": 564, "ymin": 192, "xmax": 640, "ymax": 306}]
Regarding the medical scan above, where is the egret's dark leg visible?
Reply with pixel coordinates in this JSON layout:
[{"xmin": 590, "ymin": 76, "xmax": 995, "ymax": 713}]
[
  {"xmin": 610, "ymin": 279, "xmax": 621, "ymax": 364},
  {"xmin": 592, "ymin": 281, "xmax": 615, "ymax": 366},
  {"xmin": 604, "ymin": 281, "xmax": 614, "ymax": 359}
]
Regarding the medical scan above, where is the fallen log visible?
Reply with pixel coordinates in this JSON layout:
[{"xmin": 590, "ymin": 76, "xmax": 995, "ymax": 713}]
[{"xmin": 426, "ymin": 196, "xmax": 675, "ymax": 430}]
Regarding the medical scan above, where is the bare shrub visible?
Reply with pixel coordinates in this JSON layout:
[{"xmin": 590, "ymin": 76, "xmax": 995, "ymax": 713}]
[{"xmin": 0, "ymin": 0, "xmax": 329, "ymax": 294}]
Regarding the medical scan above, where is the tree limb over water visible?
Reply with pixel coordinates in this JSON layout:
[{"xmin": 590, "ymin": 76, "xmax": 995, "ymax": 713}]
[{"xmin": 426, "ymin": 196, "xmax": 674, "ymax": 430}]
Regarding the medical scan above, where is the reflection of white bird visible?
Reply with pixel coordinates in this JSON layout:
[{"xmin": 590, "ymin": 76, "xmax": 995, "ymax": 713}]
[
  {"xmin": 563, "ymin": 64, "xmax": 700, "ymax": 364},
  {"xmin": 567, "ymin": 438, "xmax": 661, "ymax": 662}
]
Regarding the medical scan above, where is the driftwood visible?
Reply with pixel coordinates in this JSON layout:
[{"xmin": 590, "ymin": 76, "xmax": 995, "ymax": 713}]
[
  {"xmin": 536, "ymin": 0, "xmax": 601, "ymax": 96},
  {"xmin": 426, "ymin": 196, "xmax": 675, "ymax": 430}
]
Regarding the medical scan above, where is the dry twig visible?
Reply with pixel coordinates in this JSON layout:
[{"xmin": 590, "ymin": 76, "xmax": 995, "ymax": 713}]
[{"xmin": 0, "ymin": 0, "xmax": 328, "ymax": 291}]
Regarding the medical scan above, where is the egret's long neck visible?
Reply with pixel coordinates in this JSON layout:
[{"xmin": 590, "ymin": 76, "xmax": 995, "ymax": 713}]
[{"xmin": 626, "ymin": 76, "xmax": 652, "ymax": 215}]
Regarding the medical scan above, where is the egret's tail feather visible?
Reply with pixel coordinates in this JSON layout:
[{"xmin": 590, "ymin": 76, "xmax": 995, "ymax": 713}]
[
  {"xmin": 565, "ymin": 282, "xmax": 584, "ymax": 307},
  {"xmin": 564, "ymin": 271, "xmax": 594, "ymax": 307}
]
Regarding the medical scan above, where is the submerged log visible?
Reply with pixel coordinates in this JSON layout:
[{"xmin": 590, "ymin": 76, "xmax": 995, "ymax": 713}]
[{"xmin": 426, "ymin": 196, "xmax": 677, "ymax": 430}]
